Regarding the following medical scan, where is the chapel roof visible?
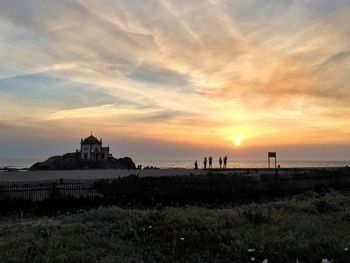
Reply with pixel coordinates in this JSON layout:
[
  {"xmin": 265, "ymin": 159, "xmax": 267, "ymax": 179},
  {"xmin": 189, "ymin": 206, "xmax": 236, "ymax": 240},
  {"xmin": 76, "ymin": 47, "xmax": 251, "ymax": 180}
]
[{"xmin": 81, "ymin": 135, "xmax": 101, "ymax": 145}]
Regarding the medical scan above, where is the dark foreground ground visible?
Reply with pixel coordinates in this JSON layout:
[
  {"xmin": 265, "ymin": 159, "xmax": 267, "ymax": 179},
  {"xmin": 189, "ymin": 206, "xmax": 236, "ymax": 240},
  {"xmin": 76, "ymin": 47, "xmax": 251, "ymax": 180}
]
[{"xmin": 1, "ymin": 189, "xmax": 350, "ymax": 263}]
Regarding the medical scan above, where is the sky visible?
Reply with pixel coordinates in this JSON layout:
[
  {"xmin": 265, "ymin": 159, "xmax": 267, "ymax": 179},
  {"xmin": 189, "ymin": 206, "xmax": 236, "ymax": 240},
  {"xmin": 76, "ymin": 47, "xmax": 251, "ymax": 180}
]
[{"xmin": 0, "ymin": 0, "xmax": 350, "ymax": 160}]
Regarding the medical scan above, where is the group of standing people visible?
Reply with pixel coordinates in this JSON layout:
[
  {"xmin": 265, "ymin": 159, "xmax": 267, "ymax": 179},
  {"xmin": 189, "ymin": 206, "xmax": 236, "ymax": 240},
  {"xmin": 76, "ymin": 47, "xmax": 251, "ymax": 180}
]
[{"xmin": 194, "ymin": 156, "xmax": 228, "ymax": 170}]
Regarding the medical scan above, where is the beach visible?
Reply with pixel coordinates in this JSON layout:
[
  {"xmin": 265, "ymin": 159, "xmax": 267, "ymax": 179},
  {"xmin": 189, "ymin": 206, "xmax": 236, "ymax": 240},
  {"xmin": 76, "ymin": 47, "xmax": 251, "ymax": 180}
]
[
  {"xmin": 0, "ymin": 167, "xmax": 348, "ymax": 182},
  {"xmin": 0, "ymin": 168, "xmax": 204, "ymax": 182}
]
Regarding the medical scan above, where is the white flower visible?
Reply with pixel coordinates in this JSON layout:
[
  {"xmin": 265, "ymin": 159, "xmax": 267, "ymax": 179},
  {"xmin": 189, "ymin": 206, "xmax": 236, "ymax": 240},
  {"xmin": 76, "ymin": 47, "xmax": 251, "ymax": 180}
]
[
  {"xmin": 344, "ymin": 247, "xmax": 349, "ymax": 251},
  {"xmin": 247, "ymin": 248, "xmax": 256, "ymax": 253},
  {"xmin": 148, "ymin": 225, "xmax": 152, "ymax": 229},
  {"xmin": 180, "ymin": 237, "xmax": 184, "ymax": 241},
  {"xmin": 262, "ymin": 259, "xmax": 268, "ymax": 263},
  {"xmin": 250, "ymin": 257, "xmax": 255, "ymax": 262}
]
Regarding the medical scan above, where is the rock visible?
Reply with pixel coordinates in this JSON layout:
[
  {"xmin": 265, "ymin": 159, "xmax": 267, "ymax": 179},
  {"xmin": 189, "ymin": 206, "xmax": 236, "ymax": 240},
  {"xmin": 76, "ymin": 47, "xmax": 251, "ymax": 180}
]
[{"xmin": 30, "ymin": 152, "xmax": 136, "ymax": 170}]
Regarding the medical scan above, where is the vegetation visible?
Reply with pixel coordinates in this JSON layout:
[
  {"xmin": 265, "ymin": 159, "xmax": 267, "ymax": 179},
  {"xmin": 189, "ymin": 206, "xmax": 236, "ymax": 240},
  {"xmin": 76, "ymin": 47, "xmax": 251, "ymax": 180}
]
[{"xmin": 0, "ymin": 189, "xmax": 350, "ymax": 262}]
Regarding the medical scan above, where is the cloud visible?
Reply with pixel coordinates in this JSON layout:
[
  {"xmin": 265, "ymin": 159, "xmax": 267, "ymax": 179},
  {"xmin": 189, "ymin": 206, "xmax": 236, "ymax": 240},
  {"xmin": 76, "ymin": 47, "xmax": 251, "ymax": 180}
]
[
  {"xmin": 120, "ymin": 109, "xmax": 186, "ymax": 123},
  {"xmin": 0, "ymin": 0, "xmax": 349, "ymax": 157},
  {"xmin": 127, "ymin": 63, "xmax": 189, "ymax": 87},
  {"xmin": 0, "ymin": 72, "xmax": 117, "ymax": 109}
]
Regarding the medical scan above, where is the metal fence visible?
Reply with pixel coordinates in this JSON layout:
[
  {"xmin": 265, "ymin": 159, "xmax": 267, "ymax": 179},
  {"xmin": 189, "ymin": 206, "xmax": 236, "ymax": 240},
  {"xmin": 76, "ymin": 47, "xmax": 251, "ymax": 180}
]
[
  {"xmin": 0, "ymin": 169, "xmax": 349, "ymax": 203},
  {"xmin": 0, "ymin": 179, "xmax": 100, "ymax": 201}
]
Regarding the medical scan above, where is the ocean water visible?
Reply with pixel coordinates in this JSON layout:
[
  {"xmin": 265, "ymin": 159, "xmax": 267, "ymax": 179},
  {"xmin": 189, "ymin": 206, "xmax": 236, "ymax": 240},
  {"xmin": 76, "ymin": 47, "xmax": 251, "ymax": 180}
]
[
  {"xmin": 136, "ymin": 159, "xmax": 350, "ymax": 169},
  {"xmin": 0, "ymin": 158, "xmax": 42, "ymax": 169},
  {"xmin": 0, "ymin": 158, "xmax": 349, "ymax": 170}
]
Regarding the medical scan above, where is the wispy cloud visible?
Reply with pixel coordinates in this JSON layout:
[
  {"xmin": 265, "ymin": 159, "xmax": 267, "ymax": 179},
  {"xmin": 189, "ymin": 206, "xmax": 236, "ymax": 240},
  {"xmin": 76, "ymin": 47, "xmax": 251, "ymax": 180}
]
[{"xmin": 0, "ymin": 0, "xmax": 349, "ymax": 153}]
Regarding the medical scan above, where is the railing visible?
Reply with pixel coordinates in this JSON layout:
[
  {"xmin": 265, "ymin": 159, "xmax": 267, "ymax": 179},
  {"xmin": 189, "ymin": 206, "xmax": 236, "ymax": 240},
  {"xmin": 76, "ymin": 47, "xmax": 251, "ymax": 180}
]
[
  {"xmin": 0, "ymin": 168, "xmax": 349, "ymax": 203},
  {"xmin": 0, "ymin": 179, "xmax": 100, "ymax": 201}
]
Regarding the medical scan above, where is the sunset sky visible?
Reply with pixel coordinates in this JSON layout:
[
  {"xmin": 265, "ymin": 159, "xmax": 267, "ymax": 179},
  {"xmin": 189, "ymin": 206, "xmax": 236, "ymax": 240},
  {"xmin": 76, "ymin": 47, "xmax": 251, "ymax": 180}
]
[{"xmin": 0, "ymin": 0, "xmax": 349, "ymax": 160}]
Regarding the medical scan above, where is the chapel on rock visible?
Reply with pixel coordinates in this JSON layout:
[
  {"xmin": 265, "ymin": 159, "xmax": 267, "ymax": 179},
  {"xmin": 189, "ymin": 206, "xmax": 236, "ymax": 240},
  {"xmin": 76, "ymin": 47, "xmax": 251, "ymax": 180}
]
[{"xmin": 79, "ymin": 134, "xmax": 110, "ymax": 160}]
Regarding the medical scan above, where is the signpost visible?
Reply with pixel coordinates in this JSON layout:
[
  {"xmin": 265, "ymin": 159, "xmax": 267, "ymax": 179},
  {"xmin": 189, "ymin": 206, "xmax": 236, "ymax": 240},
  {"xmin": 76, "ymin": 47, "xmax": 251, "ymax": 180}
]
[{"xmin": 268, "ymin": 152, "xmax": 277, "ymax": 169}]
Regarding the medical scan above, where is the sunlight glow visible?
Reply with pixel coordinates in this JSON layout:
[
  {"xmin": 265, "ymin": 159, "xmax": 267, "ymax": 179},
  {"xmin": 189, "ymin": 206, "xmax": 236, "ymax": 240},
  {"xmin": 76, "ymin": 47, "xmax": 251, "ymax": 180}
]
[{"xmin": 233, "ymin": 134, "xmax": 241, "ymax": 147}]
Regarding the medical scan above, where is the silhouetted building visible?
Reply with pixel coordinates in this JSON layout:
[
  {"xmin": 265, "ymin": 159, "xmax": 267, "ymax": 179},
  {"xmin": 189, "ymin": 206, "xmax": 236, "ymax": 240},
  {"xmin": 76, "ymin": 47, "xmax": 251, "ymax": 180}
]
[{"xmin": 80, "ymin": 134, "xmax": 110, "ymax": 160}]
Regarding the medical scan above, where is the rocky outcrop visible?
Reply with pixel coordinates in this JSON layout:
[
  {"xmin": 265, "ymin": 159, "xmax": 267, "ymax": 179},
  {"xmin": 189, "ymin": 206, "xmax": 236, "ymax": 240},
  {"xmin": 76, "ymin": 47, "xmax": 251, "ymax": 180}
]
[{"xmin": 30, "ymin": 152, "xmax": 136, "ymax": 170}]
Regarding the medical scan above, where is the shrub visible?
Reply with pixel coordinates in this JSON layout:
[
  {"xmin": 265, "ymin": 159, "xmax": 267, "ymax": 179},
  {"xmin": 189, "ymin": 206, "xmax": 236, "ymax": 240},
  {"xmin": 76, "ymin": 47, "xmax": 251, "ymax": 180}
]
[
  {"xmin": 238, "ymin": 204, "xmax": 271, "ymax": 224},
  {"xmin": 314, "ymin": 199, "xmax": 332, "ymax": 214}
]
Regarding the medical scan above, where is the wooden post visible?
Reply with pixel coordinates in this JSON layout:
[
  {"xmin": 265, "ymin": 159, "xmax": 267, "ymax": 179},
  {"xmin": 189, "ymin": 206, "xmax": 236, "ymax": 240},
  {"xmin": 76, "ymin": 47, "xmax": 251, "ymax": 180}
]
[{"xmin": 275, "ymin": 157, "xmax": 277, "ymax": 170}]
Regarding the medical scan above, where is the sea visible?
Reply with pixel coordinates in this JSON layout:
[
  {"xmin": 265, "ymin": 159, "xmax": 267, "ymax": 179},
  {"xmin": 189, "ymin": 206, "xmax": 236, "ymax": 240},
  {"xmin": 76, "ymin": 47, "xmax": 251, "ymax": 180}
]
[{"xmin": 0, "ymin": 158, "xmax": 349, "ymax": 170}]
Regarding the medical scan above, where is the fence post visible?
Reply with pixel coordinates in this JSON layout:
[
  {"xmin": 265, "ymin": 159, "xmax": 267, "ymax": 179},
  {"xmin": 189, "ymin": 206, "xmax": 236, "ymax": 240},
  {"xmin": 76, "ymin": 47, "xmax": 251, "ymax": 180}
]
[{"xmin": 50, "ymin": 183, "xmax": 57, "ymax": 200}]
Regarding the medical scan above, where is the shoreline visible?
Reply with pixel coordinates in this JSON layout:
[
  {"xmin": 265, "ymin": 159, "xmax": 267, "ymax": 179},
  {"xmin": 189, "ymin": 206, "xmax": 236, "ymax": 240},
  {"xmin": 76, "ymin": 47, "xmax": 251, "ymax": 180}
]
[{"xmin": 1, "ymin": 159, "xmax": 349, "ymax": 171}]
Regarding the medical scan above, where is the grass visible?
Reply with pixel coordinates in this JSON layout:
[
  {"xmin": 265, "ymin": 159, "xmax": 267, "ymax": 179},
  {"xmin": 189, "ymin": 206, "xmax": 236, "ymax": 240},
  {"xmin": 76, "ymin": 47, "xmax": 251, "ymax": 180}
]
[{"xmin": 0, "ymin": 189, "xmax": 350, "ymax": 262}]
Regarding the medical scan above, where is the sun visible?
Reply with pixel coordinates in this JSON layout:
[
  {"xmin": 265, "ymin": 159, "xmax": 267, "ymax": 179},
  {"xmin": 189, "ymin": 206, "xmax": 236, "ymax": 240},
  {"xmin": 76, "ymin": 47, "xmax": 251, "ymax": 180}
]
[{"xmin": 233, "ymin": 134, "xmax": 241, "ymax": 146}]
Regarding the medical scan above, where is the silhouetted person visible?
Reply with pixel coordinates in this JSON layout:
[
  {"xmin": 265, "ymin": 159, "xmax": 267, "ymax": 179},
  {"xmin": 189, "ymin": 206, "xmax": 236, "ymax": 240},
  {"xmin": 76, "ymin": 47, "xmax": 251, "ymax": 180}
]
[
  {"xmin": 219, "ymin": 157, "xmax": 222, "ymax": 169},
  {"xmin": 203, "ymin": 157, "xmax": 207, "ymax": 169},
  {"xmin": 209, "ymin": 156, "xmax": 212, "ymax": 169},
  {"xmin": 223, "ymin": 155, "xmax": 227, "ymax": 169},
  {"xmin": 194, "ymin": 161, "xmax": 198, "ymax": 170}
]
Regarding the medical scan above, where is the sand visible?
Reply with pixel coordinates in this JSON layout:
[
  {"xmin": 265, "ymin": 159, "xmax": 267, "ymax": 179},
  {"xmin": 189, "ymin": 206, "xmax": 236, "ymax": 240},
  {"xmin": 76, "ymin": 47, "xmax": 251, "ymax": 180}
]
[
  {"xmin": 0, "ymin": 169, "xmax": 209, "ymax": 182},
  {"xmin": 0, "ymin": 167, "xmax": 333, "ymax": 183}
]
